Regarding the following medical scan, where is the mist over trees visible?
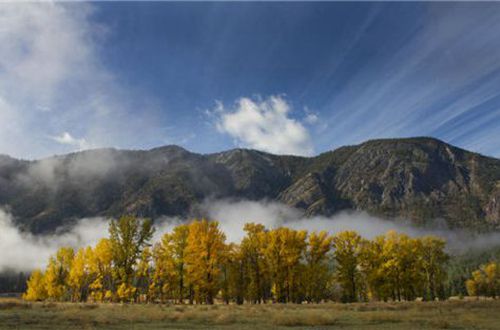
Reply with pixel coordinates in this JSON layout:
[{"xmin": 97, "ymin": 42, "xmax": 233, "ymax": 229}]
[{"xmin": 24, "ymin": 216, "xmax": 458, "ymax": 304}]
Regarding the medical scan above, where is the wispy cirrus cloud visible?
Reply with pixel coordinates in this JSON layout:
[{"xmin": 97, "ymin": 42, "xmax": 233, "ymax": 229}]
[
  {"xmin": 314, "ymin": 3, "xmax": 500, "ymax": 157},
  {"xmin": 0, "ymin": 3, "xmax": 164, "ymax": 159}
]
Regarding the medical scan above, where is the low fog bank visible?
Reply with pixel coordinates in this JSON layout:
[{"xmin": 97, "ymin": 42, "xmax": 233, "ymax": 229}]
[
  {"xmin": 194, "ymin": 200, "xmax": 500, "ymax": 253},
  {"xmin": 2, "ymin": 200, "xmax": 500, "ymax": 272},
  {"xmin": 0, "ymin": 209, "xmax": 108, "ymax": 272}
]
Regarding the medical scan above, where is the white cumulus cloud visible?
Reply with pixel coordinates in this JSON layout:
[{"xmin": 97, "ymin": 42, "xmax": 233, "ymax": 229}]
[
  {"xmin": 51, "ymin": 132, "xmax": 89, "ymax": 150},
  {"xmin": 214, "ymin": 96, "xmax": 314, "ymax": 156}
]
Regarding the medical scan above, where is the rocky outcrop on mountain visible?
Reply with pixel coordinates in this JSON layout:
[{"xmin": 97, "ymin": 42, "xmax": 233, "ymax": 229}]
[
  {"xmin": 485, "ymin": 184, "xmax": 500, "ymax": 226},
  {"xmin": 278, "ymin": 172, "xmax": 343, "ymax": 216},
  {"xmin": 1, "ymin": 137, "xmax": 499, "ymax": 233}
]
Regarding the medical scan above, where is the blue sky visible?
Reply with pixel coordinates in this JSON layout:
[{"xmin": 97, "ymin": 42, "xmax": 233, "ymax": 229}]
[{"xmin": 1, "ymin": 2, "xmax": 500, "ymax": 159}]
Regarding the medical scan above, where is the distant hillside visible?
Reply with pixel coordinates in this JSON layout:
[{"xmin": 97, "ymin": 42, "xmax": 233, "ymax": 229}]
[{"xmin": 1, "ymin": 137, "xmax": 499, "ymax": 233}]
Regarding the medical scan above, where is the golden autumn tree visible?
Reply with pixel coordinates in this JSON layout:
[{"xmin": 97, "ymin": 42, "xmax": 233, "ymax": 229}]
[
  {"xmin": 466, "ymin": 262, "xmax": 500, "ymax": 298},
  {"xmin": 304, "ymin": 231, "xmax": 333, "ymax": 302},
  {"xmin": 418, "ymin": 236, "xmax": 448, "ymax": 301},
  {"xmin": 44, "ymin": 247, "xmax": 74, "ymax": 301},
  {"xmin": 240, "ymin": 223, "xmax": 269, "ymax": 303},
  {"xmin": 151, "ymin": 242, "xmax": 175, "ymax": 302},
  {"xmin": 88, "ymin": 238, "xmax": 114, "ymax": 302},
  {"xmin": 466, "ymin": 274, "xmax": 480, "ymax": 297},
  {"xmin": 135, "ymin": 247, "xmax": 153, "ymax": 302},
  {"xmin": 67, "ymin": 247, "xmax": 92, "ymax": 302},
  {"xmin": 154, "ymin": 224, "xmax": 190, "ymax": 303},
  {"xmin": 359, "ymin": 235, "xmax": 390, "ymax": 301},
  {"xmin": 382, "ymin": 231, "xmax": 422, "ymax": 301},
  {"xmin": 467, "ymin": 268, "xmax": 487, "ymax": 298},
  {"xmin": 483, "ymin": 262, "xmax": 500, "ymax": 298},
  {"xmin": 23, "ymin": 269, "xmax": 47, "ymax": 301},
  {"xmin": 284, "ymin": 229, "xmax": 308, "ymax": 304},
  {"xmin": 221, "ymin": 243, "xmax": 246, "ymax": 305},
  {"xmin": 263, "ymin": 227, "xmax": 307, "ymax": 303},
  {"xmin": 109, "ymin": 215, "xmax": 154, "ymax": 302},
  {"xmin": 262, "ymin": 228, "xmax": 287, "ymax": 303},
  {"xmin": 332, "ymin": 231, "xmax": 365, "ymax": 302},
  {"xmin": 185, "ymin": 219, "xmax": 226, "ymax": 304}
]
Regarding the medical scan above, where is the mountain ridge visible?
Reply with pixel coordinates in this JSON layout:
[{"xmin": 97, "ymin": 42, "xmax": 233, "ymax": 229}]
[{"xmin": 1, "ymin": 137, "xmax": 499, "ymax": 233}]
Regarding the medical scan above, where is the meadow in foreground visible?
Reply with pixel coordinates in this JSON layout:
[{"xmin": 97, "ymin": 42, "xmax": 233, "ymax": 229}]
[{"xmin": 1, "ymin": 298, "xmax": 500, "ymax": 330}]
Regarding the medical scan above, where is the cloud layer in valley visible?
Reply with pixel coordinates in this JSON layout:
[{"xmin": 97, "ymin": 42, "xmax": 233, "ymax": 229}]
[
  {"xmin": 0, "ymin": 209, "xmax": 108, "ymax": 272},
  {"xmin": 198, "ymin": 200, "xmax": 500, "ymax": 253},
  {"xmin": 2, "ymin": 199, "xmax": 500, "ymax": 272}
]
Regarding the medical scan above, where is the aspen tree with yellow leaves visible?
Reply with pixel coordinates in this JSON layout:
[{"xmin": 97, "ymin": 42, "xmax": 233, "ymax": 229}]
[
  {"xmin": 67, "ymin": 247, "xmax": 92, "ymax": 302},
  {"xmin": 88, "ymin": 238, "xmax": 113, "ymax": 302},
  {"xmin": 466, "ymin": 262, "xmax": 500, "ymax": 298},
  {"xmin": 108, "ymin": 215, "xmax": 154, "ymax": 302},
  {"xmin": 44, "ymin": 247, "xmax": 74, "ymax": 301},
  {"xmin": 419, "ymin": 236, "xmax": 449, "ymax": 301},
  {"xmin": 263, "ymin": 227, "xmax": 307, "ymax": 303},
  {"xmin": 379, "ymin": 231, "xmax": 422, "ymax": 301},
  {"xmin": 152, "ymin": 224, "xmax": 189, "ymax": 303},
  {"xmin": 185, "ymin": 219, "xmax": 227, "ymax": 304},
  {"xmin": 332, "ymin": 231, "xmax": 365, "ymax": 302},
  {"xmin": 23, "ymin": 269, "xmax": 47, "ymax": 301},
  {"xmin": 304, "ymin": 231, "xmax": 333, "ymax": 302},
  {"xmin": 135, "ymin": 247, "xmax": 153, "ymax": 302},
  {"xmin": 220, "ymin": 243, "xmax": 244, "ymax": 304},
  {"xmin": 240, "ymin": 223, "xmax": 269, "ymax": 303},
  {"xmin": 151, "ymin": 242, "xmax": 175, "ymax": 302}
]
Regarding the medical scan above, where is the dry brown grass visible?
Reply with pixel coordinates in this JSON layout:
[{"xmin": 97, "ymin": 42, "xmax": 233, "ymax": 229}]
[
  {"xmin": 271, "ymin": 309, "xmax": 339, "ymax": 326},
  {"xmin": 0, "ymin": 298, "xmax": 31, "ymax": 310},
  {"xmin": 0, "ymin": 298, "xmax": 499, "ymax": 329},
  {"xmin": 363, "ymin": 312, "xmax": 402, "ymax": 324}
]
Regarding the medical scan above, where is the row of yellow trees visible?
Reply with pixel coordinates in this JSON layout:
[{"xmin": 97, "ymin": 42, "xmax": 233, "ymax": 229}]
[
  {"xmin": 24, "ymin": 216, "xmax": 449, "ymax": 304},
  {"xmin": 466, "ymin": 262, "xmax": 500, "ymax": 298}
]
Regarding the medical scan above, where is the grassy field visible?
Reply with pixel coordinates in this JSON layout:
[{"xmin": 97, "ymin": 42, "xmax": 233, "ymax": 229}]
[{"xmin": 0, "ymin": 298, "xmax": 499, "ymax": 329}]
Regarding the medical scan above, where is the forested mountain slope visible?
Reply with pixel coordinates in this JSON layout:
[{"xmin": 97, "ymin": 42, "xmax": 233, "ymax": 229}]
[{"xmin": 1, "ymin": 137, "xmax": 499, "ymax": 233}]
